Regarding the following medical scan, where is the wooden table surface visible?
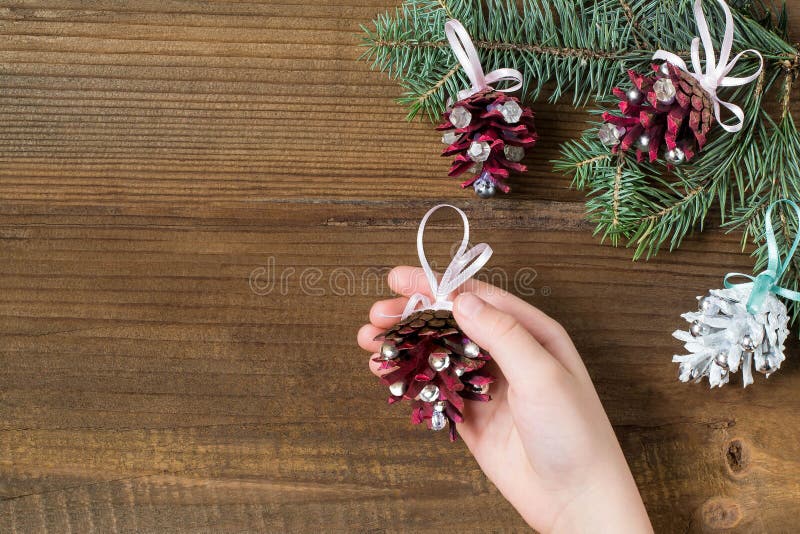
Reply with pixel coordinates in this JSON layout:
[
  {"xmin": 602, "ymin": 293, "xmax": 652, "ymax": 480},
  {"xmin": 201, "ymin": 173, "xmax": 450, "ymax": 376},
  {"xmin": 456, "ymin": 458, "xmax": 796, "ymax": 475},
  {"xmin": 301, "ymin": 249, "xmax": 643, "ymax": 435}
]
[{"xmin": 2, "ymin": 1, "xmax": 800, "ymax": 532}]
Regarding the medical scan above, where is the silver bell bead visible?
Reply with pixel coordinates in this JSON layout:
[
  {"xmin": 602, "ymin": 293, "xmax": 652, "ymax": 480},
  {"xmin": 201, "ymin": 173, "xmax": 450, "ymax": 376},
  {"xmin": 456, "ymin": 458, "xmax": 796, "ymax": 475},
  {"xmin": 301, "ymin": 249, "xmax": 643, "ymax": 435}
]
[
  {"xmin": 430, "ymin": 409, "xmax": 447, "ymax": 431},
  {"xmin": 697, "ymin": 295, "xmax": 711, "ymax": 312},
  {"xmin": 714, "ymin": 352, "xmax": 729, "ymax": 370},
  {"xmin": 739, "ymin": 335, "xmax": 757, "ymax": 352},
  {"xmin": 665, "ymin": 147, "xmax": 686, "ymax": 165},
  {"xmin": 428, "ymin": 353, "xmax": 450, "ymax": 372},
  {"xmin": 626, "ymin": 88, "xmax": 644, "ymax": 105},
  {"xmin": 418, "ymin": 384, "xmax": 440, "ymax": 403},
  {"xmin": 636, "ymin": 134, "xmax": 651, "ymax": 151},
  {"xmin": 463, "ymin": 341, "xmax": 481, "ymax": 359},
  {"xmin": 473, "ymin": 174, "xmax": 496, "ymax": 199},
  {"xmin": 380, "ymin": 342, "xmax": 399, "ymax": 360},
  {"xmin": 689, "ymin": 320, "xmax": 707, "ymax": 337},
  {"xmin": 388, "ymin": 381, "xmax": 407, "ymax": 397},
  {"xmin": 454, "ymin": 366, "xmax": 465, "ymax": 377},
  {"xmin": 433, "ymin": 400, "xmax": 447, "ymax": 412}
]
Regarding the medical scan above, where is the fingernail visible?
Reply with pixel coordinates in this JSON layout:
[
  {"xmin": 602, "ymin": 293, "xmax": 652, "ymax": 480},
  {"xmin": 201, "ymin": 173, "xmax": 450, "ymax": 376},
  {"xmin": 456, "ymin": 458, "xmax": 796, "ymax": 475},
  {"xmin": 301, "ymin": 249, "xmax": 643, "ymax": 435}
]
[{"xmin": 456, "ymin": 293, "xmax": 484, "ymax": 319}]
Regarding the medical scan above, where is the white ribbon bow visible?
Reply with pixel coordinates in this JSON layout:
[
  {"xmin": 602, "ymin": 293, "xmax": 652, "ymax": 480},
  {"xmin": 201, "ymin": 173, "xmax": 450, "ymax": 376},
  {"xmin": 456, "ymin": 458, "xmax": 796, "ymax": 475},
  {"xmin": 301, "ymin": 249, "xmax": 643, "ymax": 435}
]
[
  {"xmin": 401, "ymin": 204, "xmax": 493, "ymax": 319},
  {"xmin": 652, "ymin": 0, "xmax": 763, "ymax": 133},
  {"xmin": 445, "ymin": 19, "xmax": 523, "ymax": 101}
]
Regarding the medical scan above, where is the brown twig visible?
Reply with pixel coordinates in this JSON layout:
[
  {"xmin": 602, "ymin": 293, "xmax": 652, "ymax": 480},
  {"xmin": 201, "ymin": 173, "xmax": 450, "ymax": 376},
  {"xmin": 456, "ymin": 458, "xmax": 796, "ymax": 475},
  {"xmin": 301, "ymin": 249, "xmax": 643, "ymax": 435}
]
[
  {"xmin": 612, "ymin": 159, "xmax": 624, "ymax": 228},
  {"xmin": 574, "ymin": 154, "xmax": 611, "ymax": 168},
  {"xmin": 642, "ymin": 186, "xmax": 705, "ymax": 222},
  {"xmin": 412, "ymin": 63, "xmax": 460, "ymax": 110},
  {"xmin": 437, "ymin": 0, "xmax": 454, "ymax": 20},
  {"xmin": 619, "ymin": 0, "xmax": 646, "ymax": 49},
  {"xmin": 373, "ymin": 39, "xmax": 620, "ymax": 60}
]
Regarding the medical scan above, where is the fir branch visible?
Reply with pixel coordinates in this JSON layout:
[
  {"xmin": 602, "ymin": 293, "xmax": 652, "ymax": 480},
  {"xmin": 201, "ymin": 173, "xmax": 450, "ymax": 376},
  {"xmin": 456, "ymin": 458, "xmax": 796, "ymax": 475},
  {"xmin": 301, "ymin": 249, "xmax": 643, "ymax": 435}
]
[
  {"xmin": 361, "ymin": 0, "xmax": 800, "ymax": 322},
  {"xmin": 361, "ymin": 0, "xmax": 645, "ymax": 119},
  {"xmin": 551, "ymin": 2, "xmax": 800, "ymax": 320}
]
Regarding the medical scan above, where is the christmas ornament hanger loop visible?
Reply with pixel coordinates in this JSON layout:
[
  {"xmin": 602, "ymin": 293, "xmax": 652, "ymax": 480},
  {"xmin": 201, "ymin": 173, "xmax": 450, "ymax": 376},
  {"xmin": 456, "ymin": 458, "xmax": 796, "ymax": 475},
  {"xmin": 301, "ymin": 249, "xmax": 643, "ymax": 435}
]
[
  {"xmin": 724, "ymin": 199, "xmax": 800, "ymax": 313},
  {"xmin": 402, "ymin": 204, "xmax": 493, "ymax": 319},
  {"xmin": 445, "ymin": 19, "xmax": 523, "ymax": 101},
  {"xmin": 652, "ymin": 0, "xmax": 764, "ymax": 133}
]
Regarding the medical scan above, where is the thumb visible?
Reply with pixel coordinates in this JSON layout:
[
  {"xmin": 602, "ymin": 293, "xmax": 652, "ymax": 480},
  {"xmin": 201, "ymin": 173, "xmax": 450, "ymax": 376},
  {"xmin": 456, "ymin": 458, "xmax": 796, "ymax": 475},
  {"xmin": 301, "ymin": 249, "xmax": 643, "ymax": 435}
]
[{"xmin": 453, "ymin": 292, "xmax": 567, "ymax": 387}]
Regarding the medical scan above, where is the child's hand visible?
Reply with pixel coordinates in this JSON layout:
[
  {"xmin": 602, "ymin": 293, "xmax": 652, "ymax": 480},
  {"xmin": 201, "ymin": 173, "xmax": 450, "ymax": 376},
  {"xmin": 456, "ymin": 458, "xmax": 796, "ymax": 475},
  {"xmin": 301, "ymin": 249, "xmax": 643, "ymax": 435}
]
[{"xmin": 358, "ymin": 267, "xmax": 653, "ymax": 533}]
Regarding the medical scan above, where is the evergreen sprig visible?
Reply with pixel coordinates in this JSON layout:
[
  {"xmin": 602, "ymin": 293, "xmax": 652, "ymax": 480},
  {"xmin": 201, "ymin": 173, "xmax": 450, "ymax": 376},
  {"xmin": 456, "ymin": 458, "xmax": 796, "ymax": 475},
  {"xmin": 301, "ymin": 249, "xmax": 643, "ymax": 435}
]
[{"xmin": 360, "ymin": 0, "xmax": 800, "ymax": 321}]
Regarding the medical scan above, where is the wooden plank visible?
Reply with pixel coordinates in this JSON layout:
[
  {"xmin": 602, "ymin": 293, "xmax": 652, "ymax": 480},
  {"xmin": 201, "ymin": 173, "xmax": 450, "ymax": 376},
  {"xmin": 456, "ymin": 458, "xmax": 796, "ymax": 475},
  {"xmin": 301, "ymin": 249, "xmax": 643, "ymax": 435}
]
[{"xmin": 1, "ymin": 2, "xmax": 799, "ymax": 532}]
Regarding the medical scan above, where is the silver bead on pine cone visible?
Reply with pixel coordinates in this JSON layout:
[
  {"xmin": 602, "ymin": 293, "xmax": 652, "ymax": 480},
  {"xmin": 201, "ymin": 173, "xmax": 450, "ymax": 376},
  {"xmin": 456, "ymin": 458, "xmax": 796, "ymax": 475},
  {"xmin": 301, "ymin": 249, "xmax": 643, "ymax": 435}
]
[
  {"xmin": 626, "ymin": 88, "xmax": 644, "ymax": 105},
  {"xmin": 653, "ymin": 78, "xmax": 677, "ymax": 105},
  {"xmin": 665, "ymin": 147, "xmax": 686, "ymax": 165},
  {"xmin": 389, "ymin": 380, "xmax": 407, "ymax": 397},
  {"xmin": 441, "ymin": 130, "xmax": 462, "ymax": 145},
  {"xmin": 503, "ymin": 144, "xmax": 525, "ymax": 162},
  {"xmin": 449, "ymin": 106, "xmax": 472, "ymax": 129},
  {"xmin": 463, "ymin": 340, "xmax": 481, "ymax": 358},
  {"xmin": 380, "ymin": 342, "xmax": 399, "ymax": 360},
  {"xmin": 418, "ymin": 383, "xmax": 440, "ymax": 403},
  {"xmin": 673, "ymin": 285, "xmax": 789, "ymax": 388},
  {"xmin": 467, "ymin": 141, "xmax": 491, "ymax": 162},
  {"xmin": 598, "ymin": 123, "xmax": 625, "ymax": 147}
]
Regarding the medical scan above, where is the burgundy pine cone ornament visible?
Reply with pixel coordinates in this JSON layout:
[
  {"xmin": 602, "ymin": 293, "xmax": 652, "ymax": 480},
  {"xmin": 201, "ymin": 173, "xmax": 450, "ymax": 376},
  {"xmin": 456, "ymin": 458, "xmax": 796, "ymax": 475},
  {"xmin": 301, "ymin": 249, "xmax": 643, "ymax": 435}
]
[
  {"xmin": 599, "ymin": 0, "xmax": 765, "ymax": 166},
  {"xmin": 599, "ymin": 64, "xmax": 714, "ymax": 165},
  {"xmin": 371, "ymin": 204, "xmax": 494, "ymax": 441},
  {"xmin": 437, "ymin": 19, "xmax": 535, "ymax": 198},
  {"xmin": 438, "ymin": 90, "xmax": 537, "ymax": 197},
  {"xmin": 374, "ymin": 309, "xmax": 493, "ymax": 441}
]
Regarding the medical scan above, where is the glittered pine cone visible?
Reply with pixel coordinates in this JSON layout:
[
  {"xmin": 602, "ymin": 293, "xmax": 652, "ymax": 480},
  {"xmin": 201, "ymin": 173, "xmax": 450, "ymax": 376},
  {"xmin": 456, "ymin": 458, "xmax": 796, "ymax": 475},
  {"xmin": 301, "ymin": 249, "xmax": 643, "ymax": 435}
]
[
  {"xmin": 373, "ymin": 309, "xmax": 493, "ymax": 441},
  {"xmin": 437, "ymin": 89, "xmax": 537, "ymax": 198},
  {"xmin": 600, "ymin": 63, "xmax": 714, "ymax": 165}
]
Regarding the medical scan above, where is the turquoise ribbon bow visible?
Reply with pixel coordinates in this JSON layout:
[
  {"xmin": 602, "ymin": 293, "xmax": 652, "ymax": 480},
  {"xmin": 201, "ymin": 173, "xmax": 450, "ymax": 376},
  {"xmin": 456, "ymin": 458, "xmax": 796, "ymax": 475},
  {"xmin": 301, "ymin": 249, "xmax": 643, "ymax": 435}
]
[{"xmin": 724, "ymin": 199, "xmax": 800, "ymax": 314}]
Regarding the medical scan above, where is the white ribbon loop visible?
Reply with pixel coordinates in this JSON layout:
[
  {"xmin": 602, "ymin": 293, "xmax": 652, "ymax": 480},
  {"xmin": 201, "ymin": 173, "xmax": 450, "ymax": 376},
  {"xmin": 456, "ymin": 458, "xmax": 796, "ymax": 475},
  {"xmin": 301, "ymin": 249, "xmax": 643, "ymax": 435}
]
[
  {"xmin": 401, "ymin": 204, "xmax": 493, "ymax": 319},
  {"xmin": 445, "ymin": 19, "xmax": 523, "ymax": 101},
  {"xmin": 652, "ymin": 0, "xmax": 763, "ymax": 133}
]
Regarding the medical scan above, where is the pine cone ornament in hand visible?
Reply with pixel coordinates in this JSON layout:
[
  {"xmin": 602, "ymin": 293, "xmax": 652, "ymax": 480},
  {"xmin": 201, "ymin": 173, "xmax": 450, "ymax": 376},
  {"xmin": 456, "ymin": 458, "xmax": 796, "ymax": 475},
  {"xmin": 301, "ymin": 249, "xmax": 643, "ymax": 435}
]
[
  {"xmin": 438, "ymin": 91, "xmax": 537, "ymax": 198},
  {"xmin": 374, "ymin": 309, "xmax": 493, "ymax": 441},
  {"xmin": 599, "ymin": 63, "xmax": 714, "ymax": 164},
  {"xmin": 673, "ymin": 286, "xmax": 789, "ymax": 388}
]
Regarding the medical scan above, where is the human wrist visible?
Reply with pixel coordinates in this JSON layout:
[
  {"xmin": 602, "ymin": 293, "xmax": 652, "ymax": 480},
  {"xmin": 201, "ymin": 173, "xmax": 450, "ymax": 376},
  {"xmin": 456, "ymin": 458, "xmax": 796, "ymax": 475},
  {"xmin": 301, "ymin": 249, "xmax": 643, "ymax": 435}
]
[{"xmin": 546, "ymin": 464, "xmax": 652, "ymax": 534}]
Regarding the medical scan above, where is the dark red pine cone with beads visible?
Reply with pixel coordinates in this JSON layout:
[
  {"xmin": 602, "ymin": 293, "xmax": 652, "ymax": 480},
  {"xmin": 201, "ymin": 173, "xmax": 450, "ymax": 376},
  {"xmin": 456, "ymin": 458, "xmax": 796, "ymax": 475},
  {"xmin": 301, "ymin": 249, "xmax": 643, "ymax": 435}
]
[
  {"xmin": 599, "ymin": 63, "xmax": 714, "ymax": 165},
  {"xmin": 373, "ymin": 309, "xmax": 493, "ymax": 441},
  {"xmin": 437, "ymin": 89, "xmax": 537, "ymax": 198}
]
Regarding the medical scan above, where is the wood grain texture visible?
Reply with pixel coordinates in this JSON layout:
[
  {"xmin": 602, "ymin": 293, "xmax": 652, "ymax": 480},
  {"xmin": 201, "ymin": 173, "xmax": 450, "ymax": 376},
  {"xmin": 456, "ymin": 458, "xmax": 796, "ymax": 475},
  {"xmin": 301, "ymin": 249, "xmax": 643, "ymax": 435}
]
[{"xmin": 1, "ymin": 1, "xmax": 800, "ymax": 532}]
